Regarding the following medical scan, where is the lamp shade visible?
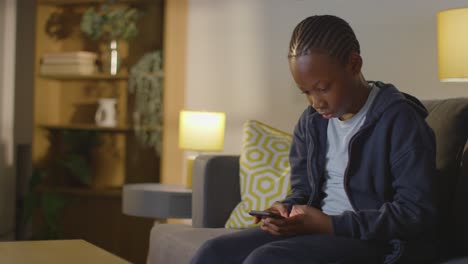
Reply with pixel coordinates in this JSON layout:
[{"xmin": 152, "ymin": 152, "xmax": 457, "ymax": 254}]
[
  {"xmin": 437, "ymin": 8, "xmax": 468, "ymax": 82},
  {"xmin": 178, "ymin": 110, "xmax": 226, "ymax": 151}
]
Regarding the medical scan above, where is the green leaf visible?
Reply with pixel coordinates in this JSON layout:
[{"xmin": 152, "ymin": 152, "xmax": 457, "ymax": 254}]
[
  {"xmin": 62, "ymin": 130, "xmax": 100, "ymax": 155},
  {"xmin": 59, "ymin": 154, "xmax": 92, "ymax": 185},
  {"xmin": 41, "ymin": 193, "xmax": 71, "ymax": 234},
  {"xmin": 22, "ymin": 192, "xmax": 41, "ymax": 225},
  {"xmin": 80, "ymin": 5, "xmax": 143, "ymax": 41},
  {"xmin": 28, "ymin": 169, "xmax": 46, "ymax": 191}
]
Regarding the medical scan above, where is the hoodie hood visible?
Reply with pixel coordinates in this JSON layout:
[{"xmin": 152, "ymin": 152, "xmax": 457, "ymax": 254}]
[
  {"xmin": 366, "ymin": 81, "xmax": 428, "ymax": 123},
  {"xmin": 304, "ymin": 81, "xmax": 428, "ymax": 124}
]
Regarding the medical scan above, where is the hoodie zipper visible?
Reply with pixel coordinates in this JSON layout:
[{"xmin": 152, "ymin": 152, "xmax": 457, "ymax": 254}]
[
  {"xmin": 343, "ymin": 123, "xmax": 373, "ymax": 212},
  {"xmin": 341, "ymin": 83, "xmax": 380, "ymax": 212},
  {"xmin": 306, "ymin": 137, "xmax": 315, "ymax": 206}
]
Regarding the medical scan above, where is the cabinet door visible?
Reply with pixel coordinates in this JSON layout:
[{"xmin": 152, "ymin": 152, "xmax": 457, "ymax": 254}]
[{"xmin": 59, "ymin": 192, "xmax": 154, "ymax": 264}]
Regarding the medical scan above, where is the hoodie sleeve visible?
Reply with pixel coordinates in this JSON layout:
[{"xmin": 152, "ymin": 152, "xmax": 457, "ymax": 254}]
[
  {"xmin": 281, "ymin": 107, "xmax": 313, "ymax": 208},
  {"xmin": 331, "ymin": 104, "xmax": 438, "ymax": 241}
]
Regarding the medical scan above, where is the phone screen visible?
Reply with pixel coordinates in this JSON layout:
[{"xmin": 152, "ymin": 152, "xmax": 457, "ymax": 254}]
[{"xmin": 248, "ymin": 210, "xmax": 284, "ymax": 219}]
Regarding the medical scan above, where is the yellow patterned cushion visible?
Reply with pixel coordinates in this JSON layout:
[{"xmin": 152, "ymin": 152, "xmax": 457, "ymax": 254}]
[{"xmin": 225, "ymin": 120, "xmax": 292, "ymax": 228}]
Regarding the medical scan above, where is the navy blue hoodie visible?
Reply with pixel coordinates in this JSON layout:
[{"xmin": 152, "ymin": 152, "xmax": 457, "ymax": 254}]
[{"xmin": 282, "ymin": 81, "xmax": 438, "ymax": 263}]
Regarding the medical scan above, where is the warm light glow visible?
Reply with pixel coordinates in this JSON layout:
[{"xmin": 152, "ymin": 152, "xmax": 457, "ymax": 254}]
[
  {"xmin": 437, "ymin": 8, "xmax": 468, "ymax": 82},
  {"xmin": 179, "ymin": 110, "xmax": 226, "ymax": 151}
]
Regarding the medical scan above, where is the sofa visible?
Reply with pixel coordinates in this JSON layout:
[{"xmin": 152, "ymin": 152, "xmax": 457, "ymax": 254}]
[{"xmin": 148, "ymin": 98, "xmax": 468, "ymax": 264}]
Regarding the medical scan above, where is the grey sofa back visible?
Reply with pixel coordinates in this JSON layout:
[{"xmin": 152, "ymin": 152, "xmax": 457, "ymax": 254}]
[{"xmin": 191, "ymin": 98, "xmax": 468, "ymax": 256}]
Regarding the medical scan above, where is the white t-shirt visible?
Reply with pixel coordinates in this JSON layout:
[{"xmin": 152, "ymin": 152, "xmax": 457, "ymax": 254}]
[{"xmin": 321, "ymin": 83, "xmax": 380, "ymax": 215}]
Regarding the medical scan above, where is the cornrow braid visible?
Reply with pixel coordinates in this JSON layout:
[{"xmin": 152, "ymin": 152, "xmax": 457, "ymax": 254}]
[{"xmin": 288, "ymin": 15, "xmax": 360, "ymax": 65}]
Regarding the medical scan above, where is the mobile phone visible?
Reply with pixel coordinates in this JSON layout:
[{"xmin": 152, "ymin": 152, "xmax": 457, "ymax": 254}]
[{"xmin": 248, "ymin": 210, "xmax": 285, "ymax": 219}]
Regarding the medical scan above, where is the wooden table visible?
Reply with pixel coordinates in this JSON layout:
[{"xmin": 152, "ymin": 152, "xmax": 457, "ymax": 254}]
[{"xmin": 0, "ymin": 240, "xmax": 130, "ymax": 264}]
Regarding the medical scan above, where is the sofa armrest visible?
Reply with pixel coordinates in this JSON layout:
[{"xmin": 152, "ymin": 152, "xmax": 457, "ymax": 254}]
[{"xmin": 192, "ymin": 155, "xmax": 241, "ymax": 228}]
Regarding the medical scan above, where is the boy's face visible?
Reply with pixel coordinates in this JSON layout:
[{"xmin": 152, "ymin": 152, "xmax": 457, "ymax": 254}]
[{"xmin": 289, "ymin": 52, "xmax": 363, "ymax": 120}]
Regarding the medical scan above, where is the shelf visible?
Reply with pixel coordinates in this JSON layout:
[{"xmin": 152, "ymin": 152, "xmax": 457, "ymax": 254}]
[
  {"xmin": 38, "ymin": 0, "xmax": 157, "ymax": 5},
  {"xmin": 31, "ymin": 2, "xmax": 163, "ymax": 262},
  {"xmin": 39, "ymin": 123, "xmax": 131, "ymax": 133},
  {"xmin": 39, "ymin": 73, "xmax": 128, "ymax": 81},
  {"xmin": 38, "ymin": 186, "xmax": 122, "ymax": 198},
  {"xmin": 39, "ymin": 123, "xmax": 162, "ymax": 133}
]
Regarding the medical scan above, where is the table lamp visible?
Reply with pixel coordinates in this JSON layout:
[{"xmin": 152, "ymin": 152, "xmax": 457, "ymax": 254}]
[
  {"xmin": 178, "ymin": 110, "xmax": 226, "ymax": 188},
  {"xmin": 437, "ymin": 8, "xmax": 468, "ymax": 82}
]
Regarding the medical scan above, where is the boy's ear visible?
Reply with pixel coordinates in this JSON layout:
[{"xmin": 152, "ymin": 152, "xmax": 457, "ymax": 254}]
[{"xmin": 347, "ymin": 52, "xmax": 362, "ymax": 75}]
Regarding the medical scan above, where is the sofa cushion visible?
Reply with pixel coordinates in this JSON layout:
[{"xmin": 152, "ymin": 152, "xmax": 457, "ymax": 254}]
[
  {"xmin": 148, "ymin": 224, "xmax": 239, "ymax": 264},
  {"xmin": 423, "ymin": 98, "xmax": 468, "ymax": 177},
  {"xmin": 225, "ymin": 120, "xmax": 292, "ymax": 228}
]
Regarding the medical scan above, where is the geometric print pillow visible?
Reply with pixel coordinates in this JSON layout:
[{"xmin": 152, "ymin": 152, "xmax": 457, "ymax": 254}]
[{"xmin": 225, "ymin": 120, "xmax": 292, "ymax": 228}]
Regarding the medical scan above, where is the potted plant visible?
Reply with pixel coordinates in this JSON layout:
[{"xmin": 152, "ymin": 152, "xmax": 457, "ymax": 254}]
[
  {"xmin": 128, "ymin": 51, "xmax": 164, "ymax": 154},
  {"xmin": 80, "ymin": 5, "xmax": 142, "ymax": 75},
  {"xmin": 23, "ymin": 130, "xmax": 101, "ymax": 239}
]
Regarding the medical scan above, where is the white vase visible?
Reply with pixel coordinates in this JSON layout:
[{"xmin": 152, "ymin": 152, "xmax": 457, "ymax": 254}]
[
  {"xmin": 101, "ymin": 40, "xmax": 120, "ymax": 75},
  {"xmin": 95, "ymin": 98, "xmax": 117, "ymax": 127}
]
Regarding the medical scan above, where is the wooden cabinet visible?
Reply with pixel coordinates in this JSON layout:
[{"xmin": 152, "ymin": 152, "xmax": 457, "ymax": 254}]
[
  {"xmin": 35, "ymin": 187, "xmax": 155, "ymax": 264},
  {"xmin": 33, "ymin": 0, "xmax": 164, "ymax": 185},
  {"xmin": 31, "ymin": 1, "xmax": 164, "ymax": 263}
]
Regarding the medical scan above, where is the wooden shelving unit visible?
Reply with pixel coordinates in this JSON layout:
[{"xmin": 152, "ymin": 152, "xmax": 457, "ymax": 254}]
[
  {"xmin": 38, "ymin": 0, "xmax": 155, "ymax": 5},
  {"xmin": 31, "ymin": 1, "xmax": 164, "ymax": 263},
  {"xmin": 39, "ymin": 73, "xmax": 129, "ymax": 80},
  {"xmin": 33, "ymin": 0, "xmax": 163, "ymax": 186},
  {"xmin": 39, "ymin": 123, "xmax": 131, "ymax": 132},
  {"xmin": 38, "ymin": 185, "xmax": 122, "ymax": 197}
]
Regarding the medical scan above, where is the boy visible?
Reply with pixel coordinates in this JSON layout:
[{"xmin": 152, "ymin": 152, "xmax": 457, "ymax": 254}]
[{"xmin": 191, "ymin": 15, "xmax": 438, "ymax": 264}]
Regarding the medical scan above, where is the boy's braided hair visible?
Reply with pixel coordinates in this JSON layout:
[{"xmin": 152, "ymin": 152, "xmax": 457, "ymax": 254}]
[{"xmin": 288, "ymin": 15, "xmax": 360, "ymax": 65}]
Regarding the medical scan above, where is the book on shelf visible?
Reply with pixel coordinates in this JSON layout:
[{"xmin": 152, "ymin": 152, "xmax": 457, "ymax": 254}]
[
  {"xmin": 41, "ymin": 57, "xmax": 96, "ymax": 65},
  {"xmin": 40, "ymin": 63, "xmax": 98, "ymax": 75},
  {"xmin": 41, "ymin": 51, "xmax": 97, "ymax": 60},
  {"xmin": 41, "ymin": 51, "xmax": 97, "ymax": 64}
]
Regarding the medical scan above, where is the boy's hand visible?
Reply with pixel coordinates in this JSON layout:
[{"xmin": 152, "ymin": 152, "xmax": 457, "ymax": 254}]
[
  {"xmin": 253, "ymin": 201, "xmax": 289, "ymax": 224},
  {"xmin": 260, "ymin": 205, "xmax": 332, "ymax": 236}
]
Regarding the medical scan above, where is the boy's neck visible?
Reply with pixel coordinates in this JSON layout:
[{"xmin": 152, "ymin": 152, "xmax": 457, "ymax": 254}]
[{"xmin": 339, "ymin": 76, "xmax": 370, "ymax": 121}]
